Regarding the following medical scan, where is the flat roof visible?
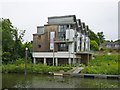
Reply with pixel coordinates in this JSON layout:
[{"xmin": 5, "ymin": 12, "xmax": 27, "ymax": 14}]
[
  {"xmin": 33, "ymin": 33, "xmax": 45, "ymax": 35},
  {"xmin": 45, "ymin": 22, "xmax": 76, "ymax": 26},
  {"xmin": 37, "ymin": 26, "xmax": 44, "ymax": 28},
  {"xmin": 48, "ymin": 15, "xmax": 76, "ymax": 19}
]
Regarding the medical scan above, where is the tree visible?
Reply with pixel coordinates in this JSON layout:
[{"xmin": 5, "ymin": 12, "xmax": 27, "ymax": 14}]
[
  {"xmin": 90, "ymin": 40, "xmax": 99, "ymax": 51},
  {"xmin": 1, "ymin": 18, "xmax": 26, "ymax": 63},
  {"xmin": 105, "ymin": 40, "xmax": 110, "ymax": 42},
  {"xmin": 89, "ymin": 29, "xmax": 101, "ymax": 45},
  {"xmin": 2, "ymin": 19, "xmax": 15, "ymax": 63},
  {"xmin": 97, "ymin": 32, "xmax": 105, "ymax": 44}
]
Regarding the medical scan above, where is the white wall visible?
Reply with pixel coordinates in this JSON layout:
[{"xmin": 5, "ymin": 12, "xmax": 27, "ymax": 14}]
[
  {"xmin": 81, "ymin": 34, "xmax": 85, "ymax": 51},
  {"xmin": 32, "ymin": 52, "xmax": 76, "ymax": 58},
  {"xmin": 66, "ymin": 29, "xmax": 74, "ymax": 41},
  {"xmin": 77, "ymin": 32, "xmax": 80, "ymax": 52}
]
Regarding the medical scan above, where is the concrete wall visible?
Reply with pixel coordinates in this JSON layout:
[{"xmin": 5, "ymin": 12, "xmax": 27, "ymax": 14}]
[{"xmin": 32, "ymin": 52, "xmax": 75, "ymax": 58}]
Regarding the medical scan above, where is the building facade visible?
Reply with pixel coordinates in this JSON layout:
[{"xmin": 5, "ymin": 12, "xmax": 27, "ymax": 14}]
[
  {"xmin": 100, "ymin": 41, "xmax": 120, "ymax": 50},
  {"xmin": 32, "ymin": 15, "xmax": 92, "ymax": 66}
]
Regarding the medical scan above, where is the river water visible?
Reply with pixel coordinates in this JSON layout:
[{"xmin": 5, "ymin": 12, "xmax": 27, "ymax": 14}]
[{"xmin": 2, "ymin": 73, "xmax": 119, "ymax": 88}]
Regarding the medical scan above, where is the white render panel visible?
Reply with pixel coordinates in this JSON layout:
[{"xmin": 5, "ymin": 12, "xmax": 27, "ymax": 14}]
[
  {"xmin": 68, "ymin": 43, "xmax": 74, "ymax": 53},
  {"xmin": 85, "ymin": 36, "xmax": 88, "ymax": 51},
  {"xmin": 32, "ymin": 52, "xmax": 75, "ymax": 58},
  {"xmin": 66, "ymin": 29, "xmax": 75, "ymax": 41},
  {"xmin": 77, "ymin": 33, "xmax": 80, "ymax": 52},
  {"xmin": 81, "ymin": 34, "xmax": 84, "ymax": 51}
]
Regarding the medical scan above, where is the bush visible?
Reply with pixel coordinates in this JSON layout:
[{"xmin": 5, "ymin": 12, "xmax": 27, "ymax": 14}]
[
  {"xmin": 2, "ymin": 64, "xmax": 73, "ymax": 74},
  {"xmin": 90, "ymin": 40, "xmax": 99, "ymax": 51}
]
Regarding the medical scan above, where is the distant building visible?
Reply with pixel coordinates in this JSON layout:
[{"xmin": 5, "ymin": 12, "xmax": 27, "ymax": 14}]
[
  {"xmin": 32, "ymin": 15, "xmax": 92, "ymax": 65},
  {"xmin": 100, "ymin": 41, "xmax": 120, "ymax": 50}
]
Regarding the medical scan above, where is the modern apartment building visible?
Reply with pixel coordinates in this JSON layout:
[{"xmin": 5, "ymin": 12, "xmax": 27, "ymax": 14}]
[{"xmin": 32, "ymin": 15, "xmax": 92, "ymax": 66}]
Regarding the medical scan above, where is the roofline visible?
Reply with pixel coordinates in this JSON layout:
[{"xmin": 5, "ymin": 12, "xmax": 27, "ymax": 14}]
[
  {"xmin": 37, "ymin": 26, "xmax": 44, "ymax": 28},
  {"xmin": 48, "ymin": 15, "xmax": 76, "ymax": 19},
  {"xmin": 33, "ymin": 33, "xmax": 45, "ymax": 35},
  {"xmin": 44, "ymin": 22, "xmax": 76, "ymax": 26}
]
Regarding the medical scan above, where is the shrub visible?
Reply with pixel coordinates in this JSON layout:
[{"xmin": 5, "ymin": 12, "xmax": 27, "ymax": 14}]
[{"xmin": 2, "ymin": 64, "xmax": 73, "ymax": 74}]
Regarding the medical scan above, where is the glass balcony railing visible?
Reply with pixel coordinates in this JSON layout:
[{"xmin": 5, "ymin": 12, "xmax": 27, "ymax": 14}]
[{"xmin": 54, "ymin": 38, "xmax": 73, "ymax": 43}]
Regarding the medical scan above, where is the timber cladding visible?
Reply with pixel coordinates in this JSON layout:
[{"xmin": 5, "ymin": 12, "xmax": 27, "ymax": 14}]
[
  {"xmin": 33, "ymin": 33, "xmax": 49, "ymax": 52},
  {"xmin": 33, "ymin": 25, "xmax": 58, "ymax": 52},
  {"xmin": 45, "ymin": 25, "xmax": 58, "ymax": 52}
]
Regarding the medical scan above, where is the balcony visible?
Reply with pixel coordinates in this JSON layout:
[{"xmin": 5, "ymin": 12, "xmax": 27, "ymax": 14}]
[{"xmin": 54, "ymin": 38, "xmax": 73, "ymax": 43}]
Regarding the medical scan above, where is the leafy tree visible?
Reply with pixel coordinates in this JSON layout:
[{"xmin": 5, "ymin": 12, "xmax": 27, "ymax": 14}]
[
  {"xmin": 90, "ymin": 40, "xmax": 99, "ymax": 51},
  {"xmin": 115, "ymin": 39, "xmax": 120, "ymax": 42},
  {"xmin": 97, "ymin": 32, "xmax": 105, "ymax": 43},
  {"xmin": 105, "ymin": 40, "xmax": 110, "ymax": 42},
  {"xmin": 89, "ymin": 29, "xmax": 101, "ymax": 45},
  {"xmin": 2, "ymin": 19, "xmax": 15, "ymax": 63},
  {"xmin": 1, "ymin": 18, "xmax": 26, "ymax": 63}
]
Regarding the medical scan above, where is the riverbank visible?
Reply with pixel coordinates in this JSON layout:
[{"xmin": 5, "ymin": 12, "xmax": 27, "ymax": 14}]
[
  {"xmin": 2, "ymin": 64, "xmax": 73, "ymax": 74},
  {"xmin": 2, "ymin": 55, "xmax": 119, "ymax": 75},
  {"xmin": 81, "ymin": 55, "xmax": 119, "ymax": 75},
  {"xmin": 51, "ymin": 73, "xmax": 120, "ymax": 80}
]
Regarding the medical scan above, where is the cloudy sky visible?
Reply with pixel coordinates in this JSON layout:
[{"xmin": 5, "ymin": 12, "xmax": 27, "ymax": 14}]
[{"xmin": 0, "ymin": 0, "xmax": 119, "ymax": 42}]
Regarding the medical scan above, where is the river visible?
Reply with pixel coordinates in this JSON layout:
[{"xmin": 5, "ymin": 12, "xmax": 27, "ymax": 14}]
[{"xmin": 2, "ymin": 73, "xmax": 119, "ymax": 88}]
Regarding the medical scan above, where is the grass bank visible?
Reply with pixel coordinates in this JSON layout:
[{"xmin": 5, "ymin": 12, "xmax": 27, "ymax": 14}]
[
  {"xmin": 2, "ymin": 64, "xmax": 73, "ymax": 74},
  {"xmin": 81, "ymin": 55, "xmax": 119, "ymax": 75}
]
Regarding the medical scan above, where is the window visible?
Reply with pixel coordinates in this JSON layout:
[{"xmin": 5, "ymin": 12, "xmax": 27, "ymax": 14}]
[
  {"xmin": 115, "ymin": 44, "xmax": 119, "ymax": 48},
  {"xmin": 58, "ymin": 43, "xmax": 68, "ymax": 51},
  {"xmin": 64, "ymin": 25, "xmax": 67, "ymax": 31},
  {"xmin": 38, "ymin": 35, "xmax": 41, "ymax": 39},
  {"xmin": 60, "ymin": 25, "xmax": 64, "ymax": 32},
  {"xmin": 38, "ymin": 45, "xmax": 41, "ymax": 48},
  {"xmin": 58, "ymin": 25, "xmax": 67, "ymax": 32},
  {"xmin": 58, "ymin": 25, "xmax": 61, "ymax": 32},
  {"xmin": 106, "ymin": 44, "xmax": 111, "ymax": 48},
  {"xmin": 67, "ymin": 25, "xmax": 69, "ymax": 28}
]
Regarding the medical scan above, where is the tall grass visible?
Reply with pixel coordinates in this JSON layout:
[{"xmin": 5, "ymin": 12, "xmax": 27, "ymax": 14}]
[
  {"xmin": 81, "ymin": 55, "xmax": 119, "ymax": 75},
  {"xmin": 2, "ymin": 63, "xmax": 72, "ymax": 74}
]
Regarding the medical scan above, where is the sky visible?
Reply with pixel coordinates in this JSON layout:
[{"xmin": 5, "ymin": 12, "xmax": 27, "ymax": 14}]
[{"xmin": 0, "ymin": 0, "xmax": 119, "ymax": 43}]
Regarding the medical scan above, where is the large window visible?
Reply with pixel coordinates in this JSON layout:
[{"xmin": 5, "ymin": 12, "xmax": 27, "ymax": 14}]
[
  {"xmin": 115, "ymin": 44, "xmax": 119, "ymax": 48},
  {"xmin": 106, "ymin": 44, "xmax": 111, "ymax": 48},
  {"xmin": 58, "ymin": 25, "xmax": 67, "ymax": 40},
  {"xmin": 58, "ymin": 25, "xmax": 67, "ymax": 32},
  {"xmin": 58, "ymin": 43, "xmax": 68, "ymax": 51}
]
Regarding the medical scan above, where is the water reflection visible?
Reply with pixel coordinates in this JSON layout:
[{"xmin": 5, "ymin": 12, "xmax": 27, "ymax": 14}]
[{"xmin": 2, "ymin": 73, "xmax": 119, "ymax": 88}]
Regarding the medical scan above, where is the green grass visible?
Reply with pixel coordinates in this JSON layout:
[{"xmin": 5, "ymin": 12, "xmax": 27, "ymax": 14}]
[
  {"xmin": 2, "ymin": 63, "xmax": 73, "ymax": 74},
  {"xmin": 81, "ymin": 55, "xmax": 119, "ymax": 75}
]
